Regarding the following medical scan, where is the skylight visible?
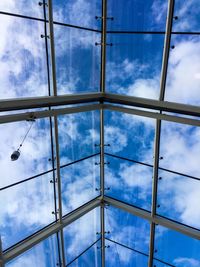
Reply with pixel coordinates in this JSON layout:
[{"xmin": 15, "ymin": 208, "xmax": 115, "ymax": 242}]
[{"xmin": 0, "ymin": 1, "xmax": 200, "ymax": 267}]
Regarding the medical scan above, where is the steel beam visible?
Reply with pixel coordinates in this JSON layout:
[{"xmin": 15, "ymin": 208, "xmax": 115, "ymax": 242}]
[
  {"xmin": 104, "ymin": 93, "xmax": 200, "ymax": 117},
  {"xmin": 2, "ymin": 198, "xmax": 100, "ymax": 263},
  {"xmin": 103, "ymin": 104, "xmax": 200, "ymax": 127},
  {"xmin": 0, "ymin": 104, "xmax": 102, "ymax": 124},
  {"xmin": 104, "ymin": 196, "xmax": 200, "ymax": 241},
  {"xmin": 100, "ymin": 0, "xmax": 108, "ymax": 265},
  {"xmin": 1, "ymin": 103, "xmax": 200, "ymax": 129},
  {"xmin": 47, "ymin": 0, "xmax": 66, "ymax": 264},
  {"xmin": 148, "ymin": 1, "xmax": 175, "ymax": 266},
  {"xmin": 0, "ymin": 93, "xmax": 103, "ymax": 112},
  {"xmin": 0, "ymin": 237, "xmax": 4, "ymax": 267},
  {"xmin": 1, "ymin": 93, "xmax": 200, "ymax": 118}
]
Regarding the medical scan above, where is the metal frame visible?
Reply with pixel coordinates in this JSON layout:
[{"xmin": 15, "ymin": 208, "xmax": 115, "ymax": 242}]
[
  {"xmin": 148, "ymin": 1, "xmax": 175, "ymax": 266},
  {"xmin": 1, "ymin": 0, "xmax": 200, "ymax": 266},
  {"xmin": 2, "ymin": 198, "xmax": 100, "ymax": 263}
]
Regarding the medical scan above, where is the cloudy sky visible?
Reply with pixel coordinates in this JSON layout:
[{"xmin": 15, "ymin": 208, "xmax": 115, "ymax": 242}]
[{"xmin": 1, "ymin": 0, "xmax": 200, "ymax": 267}]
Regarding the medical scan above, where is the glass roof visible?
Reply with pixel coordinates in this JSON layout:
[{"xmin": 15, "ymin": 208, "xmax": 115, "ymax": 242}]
[{"xmin": 0, "ymin": 0, "xmax": 200, "ymax": 267}]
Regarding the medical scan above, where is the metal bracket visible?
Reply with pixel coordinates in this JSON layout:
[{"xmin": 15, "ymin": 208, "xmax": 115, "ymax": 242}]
[
  {"xmin": 95, "ymin": 162, "xmax": 110, "ymax": 165},
  {"xmin": 95, "ymin": 187, "xmax": 110, "ymax": 191},
  {"xmin": 38, "ymin": 2, "xmax": 48, "ymax": 6},
  {"xmin": 50, "ymin": 178, "xmax": 58, "ymax": 184},
  {"xmin": 41, "ymin": 34, "xmax": 50, "ymax": 39},
  {"xmin": 97, "ymin": 245, "xmax": 110, "ymax": 249},
  {"xmin": 95, "ymin": 16, "xmax": 114, "ymax": 20},
  {"xmin": 95, "ymin": 144, "xmax": 110, "ymax": 147},
  {"xmin": 95, "ymin": 42, "xmax": 113, "ymax": 46},
  {"xmin": 52, "ymin": 209, "xmax": 59, "ymax": 215}
]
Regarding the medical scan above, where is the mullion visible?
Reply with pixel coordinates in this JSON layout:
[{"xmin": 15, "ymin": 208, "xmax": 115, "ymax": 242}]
[
  {"xmin": 66, "ymin": 238, "xmax": 101, "ymax": 266},
  {"xmin": 0, "ymin": 153, "xmax": 100, "ymax": 191},
  {"xmin": 0, "ymin": 11, "xmax": 101, "ymax": 33}
]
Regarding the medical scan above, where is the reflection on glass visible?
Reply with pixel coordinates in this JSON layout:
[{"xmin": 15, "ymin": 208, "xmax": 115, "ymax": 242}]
[
  {"xmin": 61, "ymin": 155, "xmax": 100, "ymax": 215},
  {"xmin": 104, "ymin": 110, "xmax": 155, "ymax": 165},
  {"xmin": 0, "ymin": 172, "xmax": 55, "ymax": 250},
  {"xmin": 54, "ymin": 26, "xmax": 101, "ymax": 94},
  {"xmin": 159, "ymin": 119, "xmax": 200, "ymax": 236},
  {"xmin": 0, "ymin": 16, "xmax": 48, "ymax": 99},
  {"xmin": 106, "ymin": 33, "xmax": 164, "ymax": 98},
  {"xmin": 173, "ymin": 0, "xmax": 200, "ymax": 32},
  {"xmin": 0, "ymin": 118, "xmax": 52, "ymax": 188},
  {"xmin": 67, "ymin": 240, "xmax": 101, "ymax": 267},
  {"xmin": 105, "ymin": 155, "xmax": 152, "ymax": 211},
  {"xmin": 165, "ymin": 35, "xmax": 200, "ymax": 105},
  {"xmin": 157, "ymin": 170, "xmax": 200, "ymax": 229},
  {"xmin": 107, "ymin": 0, "xmax": 168, "ymax": 31},
  {"xmin": 105, "ymin": 239, "xmax": 148, "ymax": 267},
  {"xmin": 105, "ymin": 206, "xmax": 150, "ymax": 255},
  {"xmin": 0, "ymin": 0, "xmax": 44, "ymax": 18},
  {"xmin": 53, "ymin": 0, "xmax": 102, "ymax": 30},
  {"xmin": 58, "ymin": 111, "xmax": 100, "ymax": 165},
  {"xmin": 159, "ymin": 121, "xmax": 200, "ymax": 177},
  {"xmin": 64, "ymin": 208, "xmax": 100, "ymax": 265},
  {"xmin": 6, "ymin": 234, "xmax": 59, "ymax": 267},
  {"xmin": 154, "ymin": 225, "xmax": 200, "ymax": 266}
]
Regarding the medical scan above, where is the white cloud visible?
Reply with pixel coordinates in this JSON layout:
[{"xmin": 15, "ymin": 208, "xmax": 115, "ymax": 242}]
[
  {"xmin": 104, "ymin": 126, "xmax": 128, "ymax": 153},
  {"xmin": 151, "ymin": 0, "xmax": 168, "ymax": 25},
  {"xmin": 174, "ymin": 257, "xmax": 200, "ymax": 267},
  {"xmin": 172, "ymin": 0, "xmax": 200, "ymax": 31},
  {"xmin": 165, "ymin": 38, "xmax": 200, "ymax": 105},
  {"xmin": 158, "ymin": 122, "xmax": 200, "ymax": 228}
]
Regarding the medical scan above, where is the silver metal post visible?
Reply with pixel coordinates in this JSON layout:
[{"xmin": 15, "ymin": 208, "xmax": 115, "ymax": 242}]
[
  {"xmin": 100, "ymin": 0, "xmax": 108, "ymax": 265},
  {"xmin": 0, "ymin": 237, "xmax": 4, "ymax": 267},
  {"xmin": 148, "ymin": 1, "xmax": 175, "ymax": 266},
  {"xmin": 48, "ymin": 0, "xmax": 66, "ymax": 265}
]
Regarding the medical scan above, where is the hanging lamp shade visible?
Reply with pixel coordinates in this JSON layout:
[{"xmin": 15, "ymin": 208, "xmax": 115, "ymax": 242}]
[{"xmin": 11, "ymin": 150, "xmax": 20, "ymax": 161}]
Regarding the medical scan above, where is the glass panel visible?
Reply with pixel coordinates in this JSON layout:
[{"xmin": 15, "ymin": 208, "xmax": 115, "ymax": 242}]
[
  {"xmin": 0, "ymin": 118, "xmax": 52, "ymax": 188},
  {"xmin": 107, "ymin": 0, "xmax": 168, "ymax": 31},
  {"xmin": 0, "ymin": 1, "xmax": 44, "ymax": 18},
  {"xmin": 64, "ymin": 208, "xmax": 100, "ymax": 265},
  {"xmin": 68, "ymin": 240, "xmax": 101, "ymax": 267},
  {"xmin": 6, "ymin": 234, "xmax": 59, "ymax": 267},
  {"xmin": 61, "ymin": 155, "xmax": 100, "ymax": 215},
  {"xmin": 104, "ymin": 110, "xmax": 155, "ymax": 165},
  {"xmin": 0, "ymin": 172, "xmax": 55, "ymax": 250},
  {"xmin": 158, "ymin": 121, "xmax": 200, "ymax": 228},
  {"xmin": 106, "ymin": 33, "xmax": 164, "ymax": 99},
  {"xmin": 173, "ymin": 0, "xmax": 200, "ymax": 32},
  {"xmin": 53, "ymin": 0, "xmax": 102, "ymax": 30},
  {"xmin": 58, "ymin": 111, "xmax": 100, "ymax": 165},
  {"xmin": 157, "ymin": 170, "xmax": 200, "ymax": 229},
  {"xmin": 159, "ymin": 121, "xmax": 200, "ymax": 177},
  {"xmin": 154, "ymin": 225, "xmax": 200, "ymax": 267},
  {"xmin": 165, "ymin": 34, "xmax": 200, "ymax": 105},
  {"xmin": 105, "ymin": 155, "xmax": 152, "ymax": 211},
  {"xmin": 105, "ymin": 206, "xmax": 150, "ymax": 255},
  {"xmin": 54, "ymin": 26, "xmax": 100, "ymax": 94},
  {"xmin": 0, "ymin": 16, "xmax": 49, "ymax": 99},
  {"xmin": 105, "ymin": 239, "xmax": 148, "ymax": 267}
]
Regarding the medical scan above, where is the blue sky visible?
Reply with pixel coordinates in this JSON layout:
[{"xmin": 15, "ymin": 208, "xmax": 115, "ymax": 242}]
[{"xmin": 1, "ymin": 0, "xmax": 200, "ymax": 266}]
